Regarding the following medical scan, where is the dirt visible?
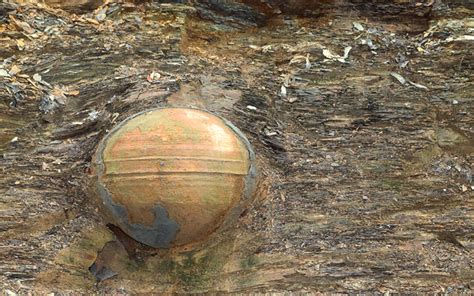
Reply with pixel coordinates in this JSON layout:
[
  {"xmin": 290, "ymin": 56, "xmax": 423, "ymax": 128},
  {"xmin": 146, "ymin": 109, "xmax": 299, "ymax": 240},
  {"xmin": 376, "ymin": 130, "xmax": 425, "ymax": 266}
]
[{"xmin": 0, "ymin": 0, "xmax": 473, "ymax": 294}]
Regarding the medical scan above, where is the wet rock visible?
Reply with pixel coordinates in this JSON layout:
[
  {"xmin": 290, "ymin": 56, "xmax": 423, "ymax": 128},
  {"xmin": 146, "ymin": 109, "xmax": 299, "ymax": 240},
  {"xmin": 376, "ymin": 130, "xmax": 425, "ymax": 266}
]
[
  {"xmin": 0, "ymin": 2, "xmax": 18, "ymax": 22},
  {"xmin": 44, "ymin": 0, "xmax": 104, "ymax": 12},
  {"xmin": 194, "ymin": 0, "xmax": 267, "ymax": 27},
  {"xmin": 267, "ymin": 0, "xmax": 337, "ymax": 14},
  {"xmin": 89, "ymin": 241, "xmax": 126, "ymax": 282}
]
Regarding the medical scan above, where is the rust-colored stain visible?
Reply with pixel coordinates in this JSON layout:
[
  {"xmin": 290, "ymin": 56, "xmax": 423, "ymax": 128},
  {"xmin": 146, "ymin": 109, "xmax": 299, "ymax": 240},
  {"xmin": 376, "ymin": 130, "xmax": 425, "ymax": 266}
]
[{"xmin": 95, "ymin": 108, "xmax": 256, "ymax": 248}]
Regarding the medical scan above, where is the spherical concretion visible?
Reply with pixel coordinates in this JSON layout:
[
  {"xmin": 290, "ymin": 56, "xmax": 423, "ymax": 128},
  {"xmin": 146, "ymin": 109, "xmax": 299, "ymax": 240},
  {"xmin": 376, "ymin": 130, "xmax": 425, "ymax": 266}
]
[{"xmin": 94, "ymin": 108, "xmax": 256, "ymax": 248}]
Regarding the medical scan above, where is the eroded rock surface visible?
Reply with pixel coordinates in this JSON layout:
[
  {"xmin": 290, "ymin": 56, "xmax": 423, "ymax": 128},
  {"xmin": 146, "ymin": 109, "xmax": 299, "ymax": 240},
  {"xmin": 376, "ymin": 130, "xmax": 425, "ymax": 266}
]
[{"xmin": 0, "ymin": 0, "xmax": 473, "ymax": 294}]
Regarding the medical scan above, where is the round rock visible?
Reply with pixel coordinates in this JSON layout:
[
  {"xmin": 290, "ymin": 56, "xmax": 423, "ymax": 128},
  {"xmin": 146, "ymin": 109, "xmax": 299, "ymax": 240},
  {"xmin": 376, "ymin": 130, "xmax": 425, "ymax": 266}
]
[{"xmin": 94, "ymin": 108, "xmax": 255, "ymax": 248}]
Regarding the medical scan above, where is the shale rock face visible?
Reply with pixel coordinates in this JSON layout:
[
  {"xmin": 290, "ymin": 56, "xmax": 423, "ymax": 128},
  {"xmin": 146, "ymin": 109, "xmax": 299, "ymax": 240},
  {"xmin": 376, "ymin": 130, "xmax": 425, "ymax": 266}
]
[{"xmin": 94, "ymin": 108, "xmax": 256, "ymax": 248}]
